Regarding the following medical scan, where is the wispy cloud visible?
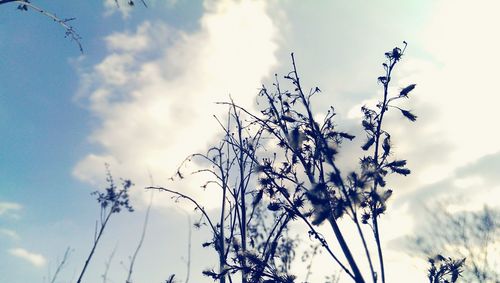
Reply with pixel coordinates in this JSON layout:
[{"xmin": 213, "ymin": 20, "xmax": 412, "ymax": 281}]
[
  {"xmin": 0, "ymin": 229, "xmax": 20, "ymax": 241},
  {"xmin": 74, "ymin": 0, "xmax": 279, "ymax": 208},
  {"xmin": 9, "ymin": 248, "xmax": 46, "ymax": 268},
  {"xmin": 0, "ymin": 201, "xmax": 22, "ymax": 218}
]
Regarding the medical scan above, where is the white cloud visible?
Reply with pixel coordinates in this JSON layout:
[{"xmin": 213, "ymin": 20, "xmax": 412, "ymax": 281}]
[
  {"xmin": 9, "ymin": 248, "xmax": 46, "ymax": 268},
  {"xmin": 104, "ymin": 22, "xmax": 152, "ymax": 52},
  {"xmin": 0, "ymin": 201, "xmax": 22, "ymax": 218},
  {"xmin": 75, "ymin": 0, "xmax": 279, "ymax": 209}
]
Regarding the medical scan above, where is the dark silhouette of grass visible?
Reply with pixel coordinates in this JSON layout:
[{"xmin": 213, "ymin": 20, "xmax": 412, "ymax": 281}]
[
  {"xmin": 148, "ymin": 43, "xmax": 464, "ymax": 283},
  {"xmin": 47, "ymin": 43, "xmax": 470, "ymax": 283},
  {"xmin": 76, "ymin": 166, "xmax": 134, "ymax": 283}
]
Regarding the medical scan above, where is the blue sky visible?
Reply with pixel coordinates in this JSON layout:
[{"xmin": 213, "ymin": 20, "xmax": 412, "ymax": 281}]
[{"xmin": 1, "ymin": 0, "xmax": 499, "ymax": 282}]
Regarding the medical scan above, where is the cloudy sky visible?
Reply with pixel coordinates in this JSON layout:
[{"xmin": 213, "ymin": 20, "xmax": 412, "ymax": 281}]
[{"xmin": 1, "ymin": 0, "xmax": 499, "ymax": 282}]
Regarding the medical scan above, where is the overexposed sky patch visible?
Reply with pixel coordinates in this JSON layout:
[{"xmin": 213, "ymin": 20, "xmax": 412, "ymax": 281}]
[
  {"xmin": 74, "ymin": 0, "xmax": 279, "ymax": 209},
  {"xmin": 401, "ymin": 0, "xmax": 500, "ymax": 184}
]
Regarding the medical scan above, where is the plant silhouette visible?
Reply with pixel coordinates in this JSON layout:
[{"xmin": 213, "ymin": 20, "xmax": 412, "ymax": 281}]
[
  {"xmin": 149, "ymin": 43, "xmax": 464, "ymax": 283},
  {"xmin": 76, "ymin": 166, "xmax": 134, "ymax": 283},
  {"xmin": 408, "ymin": 203, "xmax": 499, "ymax": 283},
  {"xmin": 0, "ymin": 0, "xmax": 147, "ymax": 52}
]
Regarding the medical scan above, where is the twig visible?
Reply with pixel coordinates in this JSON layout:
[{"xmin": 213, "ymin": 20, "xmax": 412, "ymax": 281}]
[
  {"xmin": 5, "ymin": 0, "xmax": 83, "ymax": 52},
  {"xmin": 185, "ymin": 214, "xmax": 192, "ymax": 283},
  {"xmin": 102, "ymin": 245, "xmax": 117, "ymax": 283},
  {"xmin": 126, "ymin": 192, "xmax": 153, "ymax": 283},
  {"xmin": 50, "ymin": 246, "xmax": 72, "ymax": 283}
]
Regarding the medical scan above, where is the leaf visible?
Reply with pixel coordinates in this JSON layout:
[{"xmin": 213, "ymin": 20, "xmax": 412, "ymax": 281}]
[
  {"xmin": 289, "ymin": 127, "xmax": 302, "ymax": 149},
  {"xmin": 267, "ymin": 202, "xmax": 281, "ymax": 211},
  {"xmin": 338, "ymin": 132, "xmax": 355, "ymax": 140},
  {"xmin": 350, "ymin": 172, "xmax": 366, "ymax": 188},
  {"xmin": 324, "ymin": 146, "xmax": 338, "ymax": 163},
  {"xmin": 375, "ymin": 174, "xmax": 386, "ymax": 187},
  {"xmin": 252, "ymin": 189, "xmax": 264, "ymax": 206},
  {"xmin": 312, "ymin": 209, "xmax": 330, "ymax": 225},
  {"xmin": 392, "ymin": 167, "xmax": 411, "ymax": 176},
  {"xmin": 387, "ymin": 160, "xmax": 407, "ymax": 168},
  {"xmin": 382, "ymin": 189, "xmax": 393, "ymax": 201},
  {"xmin": 378, "ymin": 76, "xmax": 387, "ymax": 83},
  {"xmin": 17, "ymin": 4, "xmax": 28, "ymax": 11},
  {"xmin": 400, "ymin": 84, "xmax": 416, "ymax": 97},
  {"xmin": 361, "ymin": 212, "xmax": 370, "ymax": 224},
  {"xmin": 362, "ymin": 120, "xmax": 373, "ymax": 131},
  {"xmin": 400, "ymin": 109, "xmax": 417, "ymax": 122},
  {"xmin": 293, "ymin": 197, "xmax": 304, "ymax": 208},
  {"xmin": 362, "ymin": 136, "xmax": 375, "ymax": 151},
  {"xmin": 165, "ymin": 274, "xmax": 176, "ymax": 283},
  {"xmin": 306, "ymin": 183, "xmax": 328, "ymax": 205},
  {"xmin": 435, "ymin": 254, "xmax": 445, "ymax": 261},
  {"xmin": 281, "ymin": 115, "xmax": 296, "ymax": 123},
  {"xmin": 277, "ymin": 186, "xmax": 290, "ymax": 198},
  {"xmin": 329, "ymin": 172, "xmax": 342, "ymax": 187},
  {"xmin": 382, "ymin": 135, "xmax": 391, "ymax": 156},
  {"xmin": 202, "ymin": 270, "xmax": 219, "ymax": 279},
  {"xmin": 451, "ymin": 269, "xmax": 459, "ymax": 282}
]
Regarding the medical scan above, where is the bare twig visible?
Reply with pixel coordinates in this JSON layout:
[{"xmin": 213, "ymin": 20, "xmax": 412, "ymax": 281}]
[
  {"xmin": 2, "ymin": 0, "xmax": 83, "ymax": 52},
  {"xmin": 126, "ymin": 192, "xmax": 153, "ymax": 283},
  {"xmin": 102, "ymin": 245, "xmax": 117, "ymax": 283},
  {"xmin": 76, "ymin": 168, "xmax": 134, "ymax": 283},
  {"xmin": 185, "ymin": 214, "xmax": 192, "ymax": 283},
  {"xmin": 50, "ymin": 246, "xmax": 72, "ymax": 283}
]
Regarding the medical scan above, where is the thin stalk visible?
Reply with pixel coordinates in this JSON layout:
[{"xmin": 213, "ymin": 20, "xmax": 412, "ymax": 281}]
[
  {"xmin": 220, "ymin": 103, "xmax": 356, "ymax": 280},
  {"xmin": 371, "ymin": 56, "xmax": 398, "ymax": 283},
  {"xmin": 233, "ymin": 106, "xmax": 248, "ymax": 283},
  {"xmin": 102, "ymin": 245, "xmax": 117, "ymax": 283},
  {"xmin": 290, "ymin": 53, "xmax": 365, "ymax": 283},
  {"xmin": 185, "ymin": 215, "xmax": 192, "ymax": 283},
  {"xmin": 7, "ymin": 0, "xmax": 82, "ymax": 52},
  {"xmin": 219, "ymin": 166, "xmax": 228, "ymax": 283},
  {"xmin": 76, "ymin": 211, "xmax": 112, "ymax": 283},
  {"xmin": 50, "ymin": 247, "xmax": 71, "ymax": 283},
  {"xmin": 126, "ymin": 194, "xmax": 152, "ymax": 283}
]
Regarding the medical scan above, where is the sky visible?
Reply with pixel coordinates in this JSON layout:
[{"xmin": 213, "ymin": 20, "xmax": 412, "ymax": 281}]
[{"xmin": 1, "ymin": 0, "xmax": 499, "ymax": 282}]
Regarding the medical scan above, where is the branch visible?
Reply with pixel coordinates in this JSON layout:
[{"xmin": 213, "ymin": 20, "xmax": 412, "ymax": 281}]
[
  {"xmin": 50, "ymin": 247, "xmax": 71, "ymax": 283},
  {"xmin": 8, "ymin": 0, "xmax": 83, "ymax": 52},
  {"xmin": 146, "ymin": 186, "xmax": 218, "ymax": 236}
]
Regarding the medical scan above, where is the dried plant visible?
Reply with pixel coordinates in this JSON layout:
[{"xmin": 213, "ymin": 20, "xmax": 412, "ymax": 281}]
[
  {"xmin": 427, "ymin": 255, "xmax": 465, "ymax": 283},
  {"xmin": 1, "ymin": 0, "xmax": 148, "ymax": 52},
  {"xmin": 0, "ymin": 0, "xmax": 83, "ymax": 52},
  {"xmin": 408, "ymin": 204, "xmax": 500, "ymax": 283},
  {"xmin": 76, "ymin": 166, "xmax": 134, "ymax": 283},
  {"xmin": 151, "ymin": 43, "xmax": 424, "ymax": 283}
]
